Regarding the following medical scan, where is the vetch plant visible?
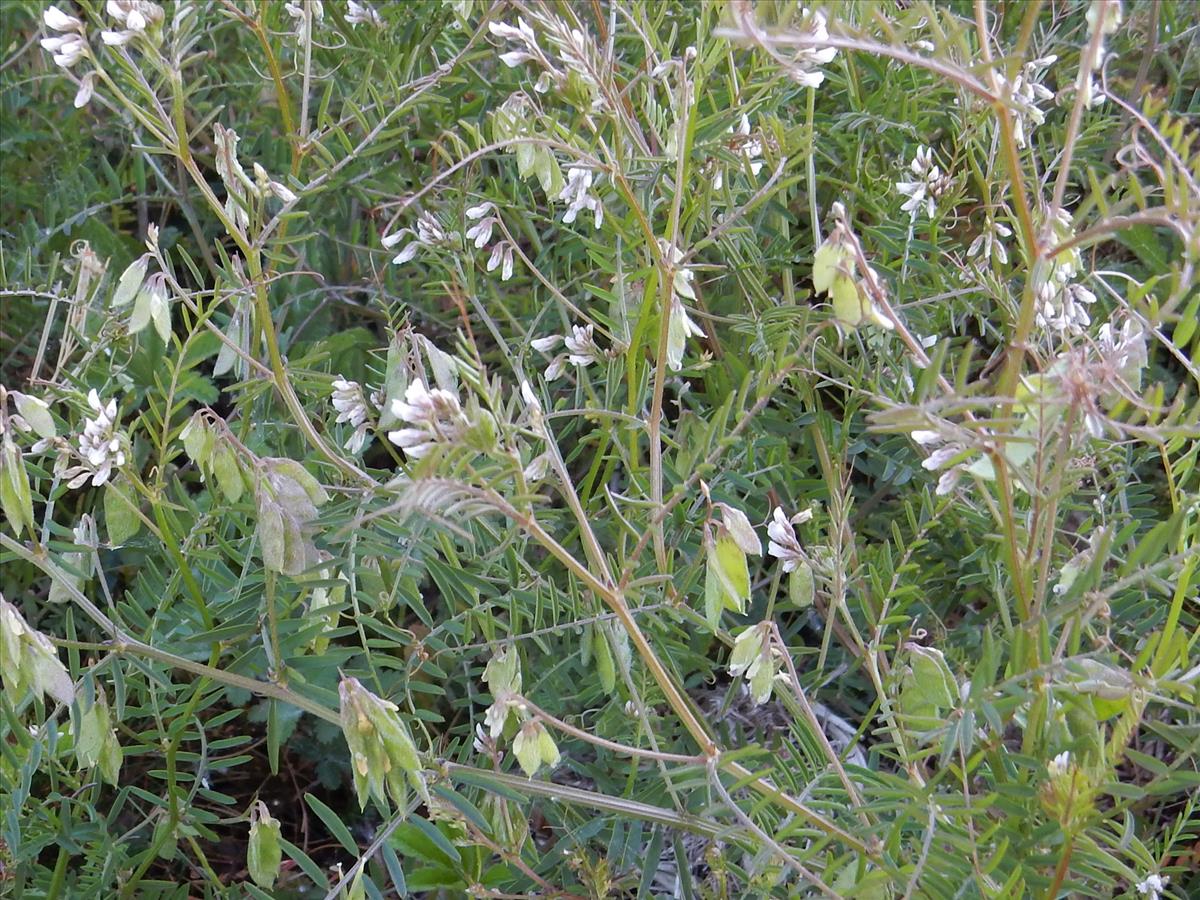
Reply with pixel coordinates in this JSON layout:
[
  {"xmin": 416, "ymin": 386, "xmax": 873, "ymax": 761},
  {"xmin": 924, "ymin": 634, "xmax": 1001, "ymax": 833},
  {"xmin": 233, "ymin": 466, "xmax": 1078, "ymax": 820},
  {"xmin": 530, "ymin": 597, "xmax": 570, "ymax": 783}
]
[{"xmin": 2, "ymin": 0, "xmax": 1197, "ymax": 896}]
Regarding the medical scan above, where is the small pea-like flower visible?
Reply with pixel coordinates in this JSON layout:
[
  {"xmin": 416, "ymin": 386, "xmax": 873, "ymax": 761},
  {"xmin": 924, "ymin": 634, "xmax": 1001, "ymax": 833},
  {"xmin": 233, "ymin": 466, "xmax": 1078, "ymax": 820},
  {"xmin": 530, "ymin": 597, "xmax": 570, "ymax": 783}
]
[
  {"xmin": 512, "ymin": 719, "xmax": 560, "ymax": 777},
  {"xmin": 995, "ymin": 55, "xmax": 1057, "ymax": 148},
  {"xmin": 486, "ymin": 241, "xmax": 515, "ymax": 281},
  {"xmin": 1134, "ymin": 873, "xmax": 1168, "ymax": 900},
  {"xmin": 558, "ymin": 166, "xmax": 603, "ymax": 229},
  {"xmin": 812, "ymin": 205, "xmax": 894, "ymax": 330},
  {"xmin": 1047, "ymin": 750, "xmax": 1071, "ymax": 778},
  {"xmin": 489, "ymin": 17, "xmax": 545, "ymax": 69},
  {"xmin": 1, "ymin": 597, "xmax": 75, "ymax": 705},
  {"xmin": 1035, "ymin": 280, "xmax": 1096, "ymax": 338},
  {"xmin": 766, "ymin": 506, "xmax": 811, "ymax": 572},
  {"xmin": 728, "ymin": 622, "xmax": 785, "ymax": 705},
  {"xmin": 284, "ymin": 0, "xmax": 324, "ymax": 39},
  {"xmin": 967, "ymin": 217, "xmax": 1012, "ymax": 266},
  {"xmin": 896, "ymin": 145, "xmax": 953, "ymax": 220},
  {"xmin": 465, "ymin": 201, "xmax": 497, "ymax": 248},
  {"xmin": 345, "ymin": 0, "xmax": 383, "ymax": 28},
  {"xmin": 331, "ymin": 377, "xmax": 371, "ymax": 454},
  {"xmin": 44, "ymin": 5, "xmax": 84, "ymax": 32},
  {"xmin": 73, "ymin": 72, "xmax": 97, "ymax": 108}
]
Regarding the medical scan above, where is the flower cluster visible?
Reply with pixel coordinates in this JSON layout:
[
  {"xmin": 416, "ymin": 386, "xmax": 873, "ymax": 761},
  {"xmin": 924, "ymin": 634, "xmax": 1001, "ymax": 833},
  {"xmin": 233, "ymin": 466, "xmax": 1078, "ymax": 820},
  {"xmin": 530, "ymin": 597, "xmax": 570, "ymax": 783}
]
[
  {"xmin": 338, "ymin": 676, "xmax": 427, "ymax": 810},
  {"xmin": 1134, "ymin": 874, "xmax": 1169, "ymax": 900},
  {"xmin": 996, "ymin": 55, "xmax": 1057, "ymax": 148},
  {"xmin": 896, "ymin": 145, "xmax": 954, "ymax": 220},
  {"xmin": 41, "ymin": 6, "xmax": 88, "ymax": 70},
  {"xmin": 62, "ymin": 390, "xmax": 126, "ymax": 488},
  {"xmin": 330, "ymin": 377, "xmax": 372, "ymax": 453},
  {"xmin": 489, "ymin": 13, "xmax": 604, "ymax": 108},
  {"xmin": 465, "ymin": 202, "xmax": 515, "ymax": 281},
  {"xmin": 284, "ymin": 0, "xmax": 323, "ymax": 40},
  {"xmin": 785, "ymin": 8, "xmax": 838, "ymax": 87},
  {"xmin": 384, "ymin": 211, "xmax": 455, "ymax": 266},
  {"xmin": 102, "ymin": 0, "xmax": 165, "ymax": 47},
  {"xmin": 386, "ymin": 379, "xmax": 468, "ymax": 459},
  {"xmin": 1036, "ymin": 209, "xmax": 1095, "ymax": 338},
  {"xmin": 1, "ymin": 596, "xmax": 74, "ymax": 706},
  {"xmin": 728, "ymin": 621, "xmax": 785, "ymax": 705},
  {"xmin": 345, "ymin": 0, "xmax": 383, "ymax": 28},
  {"xmin": 558, "ymin": 166, "xmax": 604, "ymax": 229},
  {"xmin": 658, "ymin": 240, "xmax": 706, "ymax": 371},
  {"xmin": 967, "ymin": 215, "xmax": 1013, "ymax": 267},
  {"xmin": 532, "ymin": 323, "xmax": 611, "ymax": 381},
  {"xmin": 720, "ymin": 5, "xmax": 837, "ymax": 88}
]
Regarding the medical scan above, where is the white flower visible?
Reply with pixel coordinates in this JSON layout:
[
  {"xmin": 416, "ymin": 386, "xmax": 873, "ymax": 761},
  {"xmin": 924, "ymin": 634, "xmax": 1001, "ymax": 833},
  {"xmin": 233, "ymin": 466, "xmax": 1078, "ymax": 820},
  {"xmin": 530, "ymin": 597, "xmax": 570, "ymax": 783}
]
[
  {"xmin": 558, "ymin": 166, "xmax": 603, "ymax": 228},
  {"xmin": 783, "ymin": 8, "xmax": 838, "ymax": 87},
  {"xmin": 1134, "ymin": 873, "xmax": 1167, "ymax": 900},
  {"xmin": 488, "ymin": 17, "xmax": 542, "ymax": 68},
  {"xmin": 64, "ymin": 390, "xmax": 126, "ymax": 488},
  {"xmin": 41, "ymin": 34, "xmax": 88, "ymax": 68},
  {"xmin": 345, "ymin": 0, "xmax": 382, "ymax": 28},
  {"xmin": 103, "ymin": 0, "xmax": 164, "ymax": 44},
  {"xmin": 331, "ymin": 378, "xmax": 371, "ymax": 453},
  {"xmin": 713, "ymin": 113, "xmax": 765, "ymax": 191},
  {"xmin": 384, "ymin": 211, "xmax": 452, "ymax": 265},
  {"xmin": 1047, "ymin": 750, "xmax": 1071, "ymax": 778},
  {"xmin": 386, "ymin": 378, "xmax": 465, "ymax": 458},
  {"xmin": 967, "ymin": 217, "xmax": 1012, "ymax": 266},
  {"xmin": 1035, "ymin": 279, "xmax": 1096, "ymax": 338},
  {"xmin": 44, "ymin": 5, "xmax": 84, "ymax": 32},
  {"xmin": 935, "ymin": 467, "xmax": 963, "ymax": 495},
  {"xmin": 465, "ymin": 202, "xmax": 497, "ymax": 248},
  {"xmin": 530, "ymin": 334, "xmax": 562, "ymax": 353},
  {"xmin": 73, "ymin": 72, "xmax": 97, "ymax": 109},
  {"xmin": 896, "ymin": 145, "xmax": 953, "ymax": 220},
  {"xmin": 484, "ymin": 694, "xmax": 516, "ymax": 739},
  {"xmin": 284, "ymin": 0, "xmax": 323, "ymax": 38},
  {"xmin": 486, "ymin": 242, "xmax": 515, "ymax": 281},
  {"xmin": 766, "ymin": 507, "xmax": 810, "ymax": 572},
  {"xmin": 564, "ymin": 324, "xmax": 601, "ymax": 366},
  {"xmin": 665, "ymin": 298, "xmax": 704, "ymax": 372},
  {"xmin": 997, "ymin": 55, "xmax": 1057, "ymax": 148},
  {"xmin": 535, "ymin": 324, "xmax": 610, "ymax": 381}
]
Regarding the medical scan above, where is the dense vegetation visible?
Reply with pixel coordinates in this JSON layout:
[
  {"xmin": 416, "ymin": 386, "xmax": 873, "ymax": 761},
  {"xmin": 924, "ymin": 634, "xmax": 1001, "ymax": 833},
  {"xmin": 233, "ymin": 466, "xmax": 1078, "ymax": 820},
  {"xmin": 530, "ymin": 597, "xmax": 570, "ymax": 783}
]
[{"xmin": 1, "ymin": 1, "xmax": 1197, "ymax": 897}]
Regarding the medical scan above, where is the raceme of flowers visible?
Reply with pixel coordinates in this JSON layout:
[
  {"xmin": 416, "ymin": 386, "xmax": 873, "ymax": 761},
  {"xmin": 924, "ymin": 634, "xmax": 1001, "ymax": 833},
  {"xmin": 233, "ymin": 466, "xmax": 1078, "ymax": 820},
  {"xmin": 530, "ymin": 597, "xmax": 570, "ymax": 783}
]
[
  {"xmin": 384, "ymin": 211, "xmax": 454, "ymax": 266},
  {"xmin": 386, "ymin": 378, "xmax": 468, "ymax": 459},
  {"xmin": 895, "ymin": 145, "xmax": 954, "ymax": 221},
  {"xmin": 531, "ymin": 323, "xmax": 610, "ymax": 382},
  {"xmin": 63, "ymin": 390, "xmax": 127, "ymax": 489},
  {"xmin": 330, "ymin": 377, "xmax": 373, "ymax": 454},
  {"xmin": 465, "ymin": 202, "xmax": 516, "ymax": 282}
]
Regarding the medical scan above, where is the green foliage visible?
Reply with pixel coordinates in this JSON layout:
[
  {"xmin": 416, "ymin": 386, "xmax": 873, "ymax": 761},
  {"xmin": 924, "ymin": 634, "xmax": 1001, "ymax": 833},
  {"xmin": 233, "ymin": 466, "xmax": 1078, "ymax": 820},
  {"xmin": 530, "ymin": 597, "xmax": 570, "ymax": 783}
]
[{"xmin": 1, "ymin": 0, "xmax": 1197, "ymax": 897}]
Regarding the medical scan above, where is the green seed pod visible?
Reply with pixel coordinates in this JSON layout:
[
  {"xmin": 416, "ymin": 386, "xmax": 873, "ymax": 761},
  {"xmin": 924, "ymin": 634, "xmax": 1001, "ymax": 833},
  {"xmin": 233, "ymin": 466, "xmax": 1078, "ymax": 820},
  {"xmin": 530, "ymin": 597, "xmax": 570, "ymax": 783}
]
[
  {"xmin": 1, "ymin": 437, "xmax": 34, "ymax": 538},
  {"xmin": 704, "ymin": 530, "xmax": 750, "ymax": 630},
  {"xmin": 247, "ymin": 801, "xmax": 282, "ymax": 889}
]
